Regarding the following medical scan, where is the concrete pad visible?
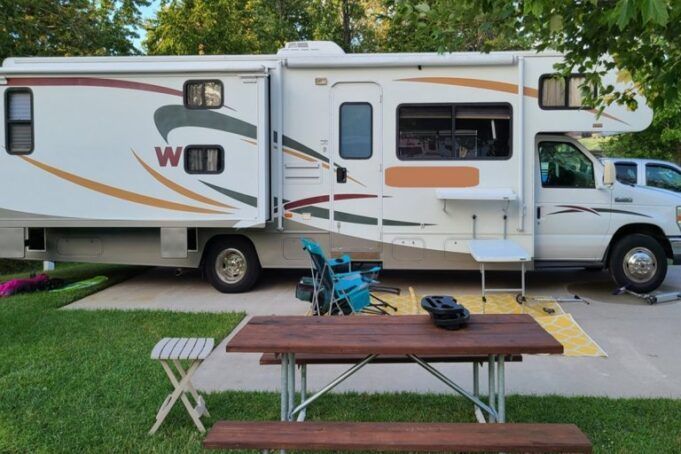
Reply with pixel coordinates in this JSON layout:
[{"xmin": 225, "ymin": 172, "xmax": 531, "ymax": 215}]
[{"xmin": 65, "ymin": 266, "xmax": 681, "ymax": 398}]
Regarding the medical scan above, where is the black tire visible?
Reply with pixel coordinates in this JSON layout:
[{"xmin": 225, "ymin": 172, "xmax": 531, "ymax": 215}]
[
  {"xmin": 203, "ymin": 237, "xmax": 261, "ymax": 293},
  {"xmin": 609, "ymin": 234, "xmax": 667, "ymax": 294}
]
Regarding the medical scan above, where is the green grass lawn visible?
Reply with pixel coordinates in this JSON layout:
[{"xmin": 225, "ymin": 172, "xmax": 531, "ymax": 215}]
[{"xmin": 1, "ymin": 264, "xmax": 679, "ymax": 453}]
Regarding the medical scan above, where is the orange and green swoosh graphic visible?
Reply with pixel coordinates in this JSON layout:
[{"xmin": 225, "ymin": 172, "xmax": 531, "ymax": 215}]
[{"xmin": 20, "ymin": 156, "xmax": 229, "ymax": 214}]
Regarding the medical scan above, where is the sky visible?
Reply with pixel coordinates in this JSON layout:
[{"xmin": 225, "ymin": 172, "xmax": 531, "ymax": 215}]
[{"xmin": 134, "ymin": 0, "xmax": 160, "ymax": 52}]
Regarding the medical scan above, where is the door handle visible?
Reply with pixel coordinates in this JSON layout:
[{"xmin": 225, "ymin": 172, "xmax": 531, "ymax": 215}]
[
  {"xmin": 536, "ymin": 206, "xmax": 541, "ymax": 219},
  {"xmin": 336, "ymin": 167, "xmax": 347, "ymax": 183}
]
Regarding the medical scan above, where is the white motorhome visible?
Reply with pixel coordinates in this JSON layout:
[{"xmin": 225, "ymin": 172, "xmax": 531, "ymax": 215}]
[{"xmin": 1, "ymin": 41, "xmax": 678, "ymax": 293}]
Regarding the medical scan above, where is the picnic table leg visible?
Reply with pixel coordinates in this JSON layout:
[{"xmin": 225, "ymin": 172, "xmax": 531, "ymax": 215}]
[
  {"xmin": 497, "ymin": 355, "xmax": 506, "ymax": 423},
  {"xmin": 488, "ymin": 355, "xmax": 496, "ymax": 423},
  {"xmin": 473, "ymin": 361, "xmax": 486, "ymax": 423},
  {"xmin": 287, "ymin": 353, "xmax": 296, "ymax": 419},
  {"xmin": 279, "ymin": 353, "xmax": 289, "ymax": 454},
  {"xmin": 297, "ymin": 364, "xmax": 307, "ymax": 422},
  {"xmin": 280, "ymin": 353, "xmax": 289, "ymax": 421}
]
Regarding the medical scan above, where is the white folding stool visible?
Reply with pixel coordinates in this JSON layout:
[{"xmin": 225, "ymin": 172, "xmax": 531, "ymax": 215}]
[{"xmin": 149, "ymin": 337, "xmax": 214, "ymax": 435}]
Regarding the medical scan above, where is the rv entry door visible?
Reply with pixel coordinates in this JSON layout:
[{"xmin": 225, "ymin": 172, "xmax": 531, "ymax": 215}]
[{"xmin": 329, "ymin": 82, "xmax": 383, "ymax": 258}]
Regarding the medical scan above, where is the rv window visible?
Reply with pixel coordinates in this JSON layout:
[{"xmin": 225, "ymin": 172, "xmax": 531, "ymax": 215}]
[
  {"xmin": 184, "ymin": 80, "xmax": 223, "ymax": 109},
  {"xmin": 339, "ymin": 102, "xmax": 372, "ymax": 159},
  {"xmin": 397, "ymin": 104, "xmax": 511, "ymax": 160},
  {"xmin": 540, "ymin": 74, "xmax": 594, "ymax": 109},
  {"xmin": 615, "ymin": 162, "xmax": 638, "ymax": 185},
  {"xmin": 5, "ymin": 88, "xmax": 34, "ymax": 154},
  {"xmin": 538, "ymin": 141, "xmax": 595, "ymax": 188},
  {"xmin": 184, "ymin": 146, "xmax": 224, "ymax": 174}
]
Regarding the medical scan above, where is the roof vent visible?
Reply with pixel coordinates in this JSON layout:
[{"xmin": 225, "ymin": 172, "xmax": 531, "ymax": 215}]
[{"xmin": 277, "ymin": 41, "xmax": 345, "ymax": 56}]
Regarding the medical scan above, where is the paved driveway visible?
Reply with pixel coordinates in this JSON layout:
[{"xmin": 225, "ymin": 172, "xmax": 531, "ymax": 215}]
[{"xmin": 66, "ymin": 266, "xmax": 681, "ymax": 398}]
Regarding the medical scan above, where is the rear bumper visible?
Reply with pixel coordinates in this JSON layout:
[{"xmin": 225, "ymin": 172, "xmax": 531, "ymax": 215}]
[{"xmin": 668, "ymin": 236, "xmax": 681, "ymax": 264}]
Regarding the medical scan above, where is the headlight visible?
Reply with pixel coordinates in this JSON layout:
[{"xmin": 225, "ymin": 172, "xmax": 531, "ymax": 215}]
[{"xmin": 677, "ymin": 207, "xmax": 681, "ymax": 230}]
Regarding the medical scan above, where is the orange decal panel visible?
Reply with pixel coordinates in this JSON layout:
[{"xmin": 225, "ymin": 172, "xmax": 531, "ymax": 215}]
[
  {"xmin": 385, "ymin": 166, "xmax": 479, "ymax": 188},
  {"xmin": 399, "ymin": 77, "xmax": 519, "ymax": 95}
]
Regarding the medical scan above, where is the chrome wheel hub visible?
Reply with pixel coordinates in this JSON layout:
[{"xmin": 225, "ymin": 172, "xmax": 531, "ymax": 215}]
[
  {"xmin": 623, "ymin": 247, "xmax": 657, "ymax": 284},
  {"xmin": 216, "ymin": 248, "xmax": 247, "ymax": 284}
]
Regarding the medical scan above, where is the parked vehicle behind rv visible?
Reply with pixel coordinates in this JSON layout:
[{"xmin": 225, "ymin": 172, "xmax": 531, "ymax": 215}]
[
  {"xmin": 604, "ymin": 158, "xmax": 681, "ymax": 193},
  {"xmin": 0, "ymin": 42, "xmax": 678, "ymax": 294}
]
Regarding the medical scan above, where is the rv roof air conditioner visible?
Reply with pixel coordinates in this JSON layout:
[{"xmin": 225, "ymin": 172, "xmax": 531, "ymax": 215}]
[{"xmin": 277, "ymin": 41, "xmax": 345, "ymax": 56}]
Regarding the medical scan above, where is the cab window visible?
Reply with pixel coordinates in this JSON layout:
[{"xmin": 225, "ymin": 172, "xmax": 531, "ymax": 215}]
[
  {"xmin": 539, "ymin": 142, "xmax": 595, "ymax": 188},
  {"xmin": 615, "ymin": 162, "xmax": 638, "ymax": 185},
  {"xmin": 646, "ymin": 164, "xmax": 681, "ymax": 192}
]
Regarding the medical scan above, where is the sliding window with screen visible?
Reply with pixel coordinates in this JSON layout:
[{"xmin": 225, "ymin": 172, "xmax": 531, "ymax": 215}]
[
  {"xmin": 397, "ymin": 103, "xmax": 512, "ymax": 160},
  {"xmin": 5, "ymin": 88, "xmax": 34, "ymax": 154}
]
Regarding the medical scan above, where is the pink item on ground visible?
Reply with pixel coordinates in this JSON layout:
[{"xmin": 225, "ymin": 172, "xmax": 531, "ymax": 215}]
[{"xmin": 0, "ymin": 274, "xmax": 51, "ymax": 298}]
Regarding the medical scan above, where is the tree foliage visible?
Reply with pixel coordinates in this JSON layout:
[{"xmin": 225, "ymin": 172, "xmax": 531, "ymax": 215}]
[
  {"xmin": 144, "ymin": 0, "xmax": 389, "ymax": 54},
  {"xmin": 394, "ymin": 0, "xmax": 680, "ymax": 161},
  {"xmin": 384, "ymin": 0, "xmax": 530, "ymax": 52},
  {"xmin": 0, "ymin": 0, "xmax": 149, "ymax": 60},
  {"xmin": 601, "ymin": 100, "xmax": 681, "ymax": 161},
  {"xmin": 394, "ymin": 0, "xmax": 678, "ymax": 112}
]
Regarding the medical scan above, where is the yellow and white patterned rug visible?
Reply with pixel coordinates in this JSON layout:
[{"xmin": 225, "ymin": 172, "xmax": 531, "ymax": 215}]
[{"xmin": 373, "ymin": 289, "xmax": 606, "ymax": 357}]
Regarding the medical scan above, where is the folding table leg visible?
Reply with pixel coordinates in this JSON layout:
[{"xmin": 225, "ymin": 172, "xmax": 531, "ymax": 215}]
[
  {"xmin": 487, "ymin": 355, "xmax": 496, "ymax": 423},
  {"xmin": 149, "ymin": 360, "xmax": 204, "ymax": 435},
  {"xmin": 287, "ymin": 353, "xmax": 296, "ymax": 418},
  {"xmin": 480, "ymin": 263, "xmax": 487, "ymax": 305}
]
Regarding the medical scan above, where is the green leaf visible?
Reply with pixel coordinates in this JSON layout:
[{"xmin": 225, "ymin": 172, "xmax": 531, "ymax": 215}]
[
  {"xmin": 414, "ymin": 2, "xmax": 431, "ymax": 14},
  {"xmin": 614, "ymin": 0, "xmax": 636, "ymax": 30},
  {"xmin": 549, "ymin": 14, "xmax": 563, "ymax": 32},
  {"xmin": 641, "ymin": 0, "xmax": 669, "ymax": 25}
]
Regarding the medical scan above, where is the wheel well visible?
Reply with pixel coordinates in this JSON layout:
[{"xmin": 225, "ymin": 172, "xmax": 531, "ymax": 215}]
[
  {"xmin": 200, "ymin": 234, "xmax": 260, "ymax": 268},
  {"xmin": 604, "ymin": 224, "xmax": 672, "ymax": 266}
]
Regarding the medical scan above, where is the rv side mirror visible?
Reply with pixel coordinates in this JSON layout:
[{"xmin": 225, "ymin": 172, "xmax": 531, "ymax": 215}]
[{"xmin": 603, "ymin": 161, "xmax": 616, "ymax": 186}]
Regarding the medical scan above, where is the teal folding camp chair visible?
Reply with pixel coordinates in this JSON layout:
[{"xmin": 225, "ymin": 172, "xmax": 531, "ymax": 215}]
[{"xmin": 296, "ymin": 238, "xmax": 398, "ymax": 315}]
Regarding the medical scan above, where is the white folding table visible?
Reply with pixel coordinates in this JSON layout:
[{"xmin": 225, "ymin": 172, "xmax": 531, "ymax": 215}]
[
  {"xmin": 469, "ymin": 239, "xmax": 531, "ymax": 302},
  {"xmin": 435, "ymin": 187, "xmax": 531, "ymax": 302}
]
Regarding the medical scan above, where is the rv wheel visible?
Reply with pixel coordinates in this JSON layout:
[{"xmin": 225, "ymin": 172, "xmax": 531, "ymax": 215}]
[
  {"xmin": 609, "ymin": 234, "xmax": 667, "ymax": 294},
  {"xmin": 204, "ymin": 237, "xmax": 261, "ymax": 293}
]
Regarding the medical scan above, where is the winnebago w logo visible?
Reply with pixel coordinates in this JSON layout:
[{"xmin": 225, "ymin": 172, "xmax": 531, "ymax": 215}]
[{"xmin": 155, "ymin": 146, "xmax": 183, "ymax": 167}]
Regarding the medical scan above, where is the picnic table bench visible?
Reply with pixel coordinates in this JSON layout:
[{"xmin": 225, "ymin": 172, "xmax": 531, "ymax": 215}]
[
  {"xmin": 204, "ymin": 315, "xmax": 591, "ymax": 453},
  {"xmin": 205, "ymin": 421, "xmax": 592, "ymax": 452}
]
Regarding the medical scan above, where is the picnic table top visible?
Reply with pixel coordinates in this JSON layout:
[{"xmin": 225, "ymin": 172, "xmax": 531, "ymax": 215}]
[{"xmin": 225, "ymin": 314, "xmax": 563, "ymax": 356}]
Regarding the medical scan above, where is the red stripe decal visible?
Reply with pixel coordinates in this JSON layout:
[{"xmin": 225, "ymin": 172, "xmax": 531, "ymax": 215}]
[
  {"xmin": 557, "ymin": 204, "xmax": 599, "ymax": 215},
  {"xmin": 284, "ymin": 194, "xmax": 377, "ymax": 210},
  {"xmin": 8, "ymin": 77, "xmax": 183, "ymax": 97}
]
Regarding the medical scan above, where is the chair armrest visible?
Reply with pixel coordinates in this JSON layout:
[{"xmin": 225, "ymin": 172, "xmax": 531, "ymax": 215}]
[
  {"xmin": 335, "ymin": 266, "xmax": 381, "ymax": 279},
  {"xmin": 327, "ymin": 256, "xmax": 351, "ymax": 273}
]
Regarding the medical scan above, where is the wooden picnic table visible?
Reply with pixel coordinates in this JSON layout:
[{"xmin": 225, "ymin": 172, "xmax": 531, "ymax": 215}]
[{"xmin": 226, "ymin": 314, "xmax": 563, "ymax": 424}]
